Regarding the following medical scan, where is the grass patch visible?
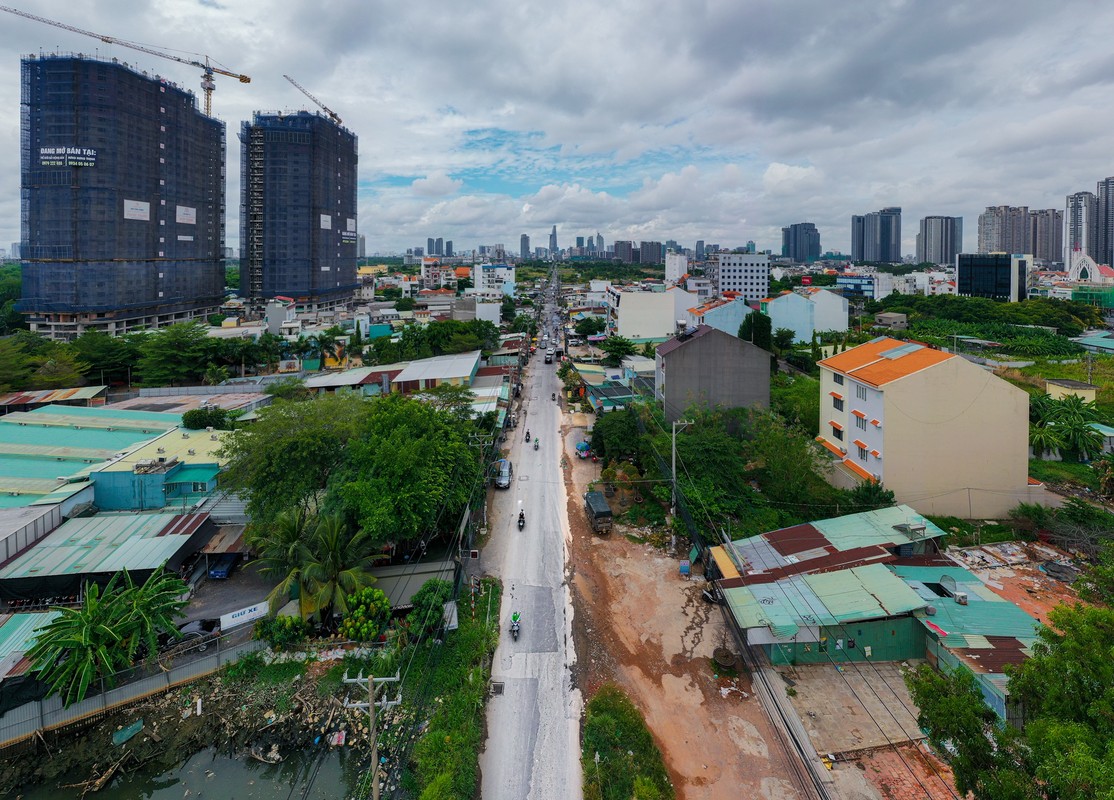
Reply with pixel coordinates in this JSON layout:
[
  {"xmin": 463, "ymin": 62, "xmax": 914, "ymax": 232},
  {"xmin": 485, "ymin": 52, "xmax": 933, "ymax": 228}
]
[
  {"xmin": 582, "ymin": 683, "xmax": 674, "ymax": 800},
  {"xmin": 395, "ymin": 577, "xmax": 502, "ymax": 799},
  {"xmin": 1028, "ymin": 459, "xmax": 1100, "ymax": 491},
  {"xmin": 926, "ymin": 515, "xmax": 1029, "ymax": 548},
  {"xmin": 1012, "ymin": 357, "xmax": 1114, "ymax": 421}
]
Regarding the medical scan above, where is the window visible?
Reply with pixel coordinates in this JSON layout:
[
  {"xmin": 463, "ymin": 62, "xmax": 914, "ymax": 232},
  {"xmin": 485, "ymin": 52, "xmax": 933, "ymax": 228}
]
[
  {"xmin": 856, "ymin": 385, "xmax": 867, "ymax": 400},
  {"xmin": 832, "ymin": 427, "xmax": 844, "ymax": 441},
  {"xmin": 855, "ymin": 416, "xmax": 867, "ymax": 430},
  {"xmin": 833, "ymin": 374, "xmax": 844, "ymax": 385},
  {"xmin": 858, "ymin": 446, "xmax": 868, "ymax": 461},
  {"xmin": 833, "ymin": 397, "xmax": 844, "ymax": 411}
]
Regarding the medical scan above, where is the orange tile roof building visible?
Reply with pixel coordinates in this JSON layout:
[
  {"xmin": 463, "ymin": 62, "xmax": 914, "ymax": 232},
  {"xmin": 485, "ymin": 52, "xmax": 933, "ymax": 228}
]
[{"xmin": 817, "ymin": 337, "xmax": 1034, "ymax": 518}]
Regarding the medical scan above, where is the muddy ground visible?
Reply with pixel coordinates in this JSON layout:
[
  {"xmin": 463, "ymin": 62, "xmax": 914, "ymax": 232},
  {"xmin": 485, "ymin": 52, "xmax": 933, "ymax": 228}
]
[{"xmin": 560, "ymin": 421, "xmax": 807, "ymax": 800}]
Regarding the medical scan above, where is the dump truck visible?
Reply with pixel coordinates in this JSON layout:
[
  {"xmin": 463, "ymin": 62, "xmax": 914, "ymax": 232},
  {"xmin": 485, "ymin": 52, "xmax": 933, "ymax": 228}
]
[{"xmin": 584, "ymin": 490, "xmax": 612, "ymax": 534}]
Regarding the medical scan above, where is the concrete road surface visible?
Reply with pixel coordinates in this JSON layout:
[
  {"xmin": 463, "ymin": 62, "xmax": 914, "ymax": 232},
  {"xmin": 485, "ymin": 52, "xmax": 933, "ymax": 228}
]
[{"xmin": 480, "ymin": 289, "xmax": 583, "ymax": 800}]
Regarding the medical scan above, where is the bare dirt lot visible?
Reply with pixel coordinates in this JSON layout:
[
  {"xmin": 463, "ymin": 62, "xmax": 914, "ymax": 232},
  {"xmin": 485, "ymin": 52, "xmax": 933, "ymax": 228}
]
[{"xmin": 561, "ymin": 421, "xmax": 807, "ymax": 800}]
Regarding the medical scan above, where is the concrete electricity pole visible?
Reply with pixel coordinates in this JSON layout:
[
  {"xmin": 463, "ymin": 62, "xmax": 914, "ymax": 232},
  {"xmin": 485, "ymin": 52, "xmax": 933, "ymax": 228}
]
[
  {"xmin": 344, "ymin": 669, "xmax": 401, "ymax": 800},
  {"xmin": 671, "ymin": 419, "xmax": 693, "ymax": 516}
]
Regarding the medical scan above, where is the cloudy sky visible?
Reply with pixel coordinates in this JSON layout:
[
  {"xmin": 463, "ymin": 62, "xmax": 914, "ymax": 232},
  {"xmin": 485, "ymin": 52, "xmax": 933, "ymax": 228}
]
[{"xmin": 1, "ymin": 0, "xmax": 1112, "ymax": 257}]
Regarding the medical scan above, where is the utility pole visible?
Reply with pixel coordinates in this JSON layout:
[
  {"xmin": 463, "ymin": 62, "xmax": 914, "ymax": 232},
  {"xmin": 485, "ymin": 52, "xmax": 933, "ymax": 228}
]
[
  {"xmin": 344, "ymin": 669, "xmax": 401, "ymax": 800},
  {"xmin": 671, "ymin": 420, "xmax": 693, "ymax": 516}
]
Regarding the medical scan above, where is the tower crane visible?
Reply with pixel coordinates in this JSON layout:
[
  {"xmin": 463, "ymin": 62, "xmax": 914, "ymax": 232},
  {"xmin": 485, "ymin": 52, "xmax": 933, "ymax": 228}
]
[
  {"xmin": 0, "ymin": 5, "xmax": 250, "ymax": 116},
  {"xmin": 283, "ymin": 74, "xmax": 342, "ymax": 126}
]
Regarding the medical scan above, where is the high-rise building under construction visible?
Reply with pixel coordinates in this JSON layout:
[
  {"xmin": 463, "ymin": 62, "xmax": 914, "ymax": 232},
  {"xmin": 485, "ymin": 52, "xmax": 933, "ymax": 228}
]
[
  {"xmin": 19, "ymin": 54, "xmax": 226, "ymax": 339},
  {"xmin": 240, "ymin": 111, "xmax": 358, "ymax": 307}
]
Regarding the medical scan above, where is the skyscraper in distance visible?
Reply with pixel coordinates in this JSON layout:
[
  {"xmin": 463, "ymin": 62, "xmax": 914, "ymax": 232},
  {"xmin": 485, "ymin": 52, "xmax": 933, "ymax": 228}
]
[
  {"xmin": 241, "ymin": 110, "xmax": 358, "ymax": 306},
  {"xmin": 851, "ymin": 208, "xmax": 901, "ymax": 262},
  {"xmin": 549, "ymin": 225, "xmax": 558, "ymax": 255},
  {"xmin": 1095, "ymin": 177, "xmax": 1114, "ymax": 267},
  {"xmin": 916, "ymin": 216, "xmax": 963, "ymax": 265},
  {"xmin": 1065, "ymin": 192, "xmax": 1097, "ymax": 262},
  {"xmin": 977, "ymin": 206, "xmax": 1029, "ymax": 254},
  {"xmin": 20, "ymin": 54, "xmax": 225, "ymax": 339},
  {"xmin": 781, "ymin": 223, "xmax": 821, "ymax": 263},
  {"xmin": 520, "ymin": 234, "xmax": 530, "ymax": 260}
]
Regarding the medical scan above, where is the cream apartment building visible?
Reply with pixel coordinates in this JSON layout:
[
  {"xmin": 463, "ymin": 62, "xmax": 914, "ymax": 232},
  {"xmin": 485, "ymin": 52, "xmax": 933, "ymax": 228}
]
[{"xmin": 816, "ymin": 337, "xmax": 1032, "ymax": 518}]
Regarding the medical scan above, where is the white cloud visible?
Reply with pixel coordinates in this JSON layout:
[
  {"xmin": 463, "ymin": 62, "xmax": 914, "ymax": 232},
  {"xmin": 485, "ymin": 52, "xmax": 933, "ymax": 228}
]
[
  {"xmin": 410, "ymin": 172, "xmax": 463, "ymax": 197},
  {"xmin": 1, "ymin": 0, "xmax": 1114, "ymax": 257}
]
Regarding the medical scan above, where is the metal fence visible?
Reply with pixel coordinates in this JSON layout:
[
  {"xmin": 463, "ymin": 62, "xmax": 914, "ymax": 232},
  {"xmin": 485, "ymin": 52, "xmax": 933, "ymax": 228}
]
[{"xmin": 0, "ymin": 629, "xmax": 264, "ymax": 749}]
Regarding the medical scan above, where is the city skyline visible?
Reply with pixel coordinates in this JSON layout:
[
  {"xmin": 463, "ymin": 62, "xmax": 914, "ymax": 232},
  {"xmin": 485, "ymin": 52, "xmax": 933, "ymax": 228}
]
[{"xmin": 2, "ymin": 1, "xmax": 1114, "ymax": 256}]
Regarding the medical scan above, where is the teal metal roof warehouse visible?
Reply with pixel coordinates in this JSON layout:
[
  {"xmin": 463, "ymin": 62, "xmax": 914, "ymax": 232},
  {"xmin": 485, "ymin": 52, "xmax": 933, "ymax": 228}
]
[
  {"xmin": 712, "ymin": 506, "xmax": 1041, "ymax": 723},
  {"xmin": 0, "ymin": 405, "xmax": 180, "ymax": 509}
]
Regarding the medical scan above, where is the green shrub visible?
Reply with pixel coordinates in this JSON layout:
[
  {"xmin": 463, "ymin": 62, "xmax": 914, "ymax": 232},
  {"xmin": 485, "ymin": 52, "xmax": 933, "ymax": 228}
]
[
  {"xmin": 406, "ymin": 579, "xmax": 453, "ymax": 639},
  {"xmin": 254, "ymin": 615, "xmax": 311, "ymax": 650},
  {"xmin": 339, "ymin": 587, "xmax": 391, "ymax": 642}
]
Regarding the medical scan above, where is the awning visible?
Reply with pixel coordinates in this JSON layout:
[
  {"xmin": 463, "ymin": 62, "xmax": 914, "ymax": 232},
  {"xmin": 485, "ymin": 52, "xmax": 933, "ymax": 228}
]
[
  {"xmin": 167, "ymin": 465, "xmax": 219, "ymax": 485},
  {"xmin": 829, "ymin": 421, "xmax": 844, "ymax": 431},
  {"xmin": 829, "ymin": 391, "xmax": 843, "ymax": 400},
  {"xmin": 852, "ymin": 439, "xmax": 869, "ymax": 449},
  {"xmin": 851, "ymin": 410, "xmax": 867, "ymax": 419}
]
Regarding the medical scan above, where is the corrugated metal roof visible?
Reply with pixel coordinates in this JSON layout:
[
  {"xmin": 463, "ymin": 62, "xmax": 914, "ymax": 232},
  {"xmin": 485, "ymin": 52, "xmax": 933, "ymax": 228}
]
[
  {"xmin": 0, "ymin": 386, "xmax": 107, "ymax": 407},
  {"xmin": 0, "ymin": 514, "xmax": 202, "ymax": 579},
  {"xmin": 0, "ymin": 612, "xmax": 57, "ymax": 680},
  {"xmin": 392, "ymin": 351, "xmax": 480, "ymax": 384},
  {"xmin": 813, "ymin": 506, "xmax": 944, "ymax": 551},
  {"xmin": 166, "ymin": 465, "xmax": 219, "ymax": 485}
]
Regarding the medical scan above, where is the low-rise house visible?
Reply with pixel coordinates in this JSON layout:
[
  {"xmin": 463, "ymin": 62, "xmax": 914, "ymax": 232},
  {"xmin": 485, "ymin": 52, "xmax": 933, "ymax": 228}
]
[
  {"xmin": 760, "ymin": 288, "xmax": 848, "ymax": 343},
  {"xmin": 605, "ymin": 285, "xmax": 696, "ymax": 341},
  {"xmin": 684, "ymin": 297, "xmax": 750, "ymax": 338},
  {"xmin": 654, "ymin": 324, "xmax": 769, "ymax": 422},
  {"xmin": 816, "ymin": 337, "xmax": 1033, "ymax": 518},
  {"xmin": 712, "ymin": 505, "xmax": 1038, "ymax": 724},
  {"xmin": 1045, "ymin": 378, "xmax": 1098, "ymax": 403},
  {"xmin": 873, "ymin": 312, "xmax": 908, "ymax": 330}
]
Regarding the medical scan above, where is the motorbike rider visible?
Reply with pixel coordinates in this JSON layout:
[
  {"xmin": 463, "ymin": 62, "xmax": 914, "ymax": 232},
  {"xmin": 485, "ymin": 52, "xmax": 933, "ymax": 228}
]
[
  {"xmin": 512, "ymin": 611, "xmax": 521, "ymax": 624},
  {"xmin": 518, "ymin": 510, "xmax": 525, "ymax": 526},
  {"xmin": 525, "ymin": 429, "xmax": 531, "ymax": 442}
]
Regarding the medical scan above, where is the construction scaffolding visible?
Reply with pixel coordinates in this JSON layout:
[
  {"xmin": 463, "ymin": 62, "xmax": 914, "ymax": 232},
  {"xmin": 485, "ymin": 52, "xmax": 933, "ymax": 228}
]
[
  {"xmin": 19, "ymin": 54, "xmax": 225, "ymax": 333},
  {"xmin": 239, "ymin": 110, "xmax": 358, "ymax": 305}
]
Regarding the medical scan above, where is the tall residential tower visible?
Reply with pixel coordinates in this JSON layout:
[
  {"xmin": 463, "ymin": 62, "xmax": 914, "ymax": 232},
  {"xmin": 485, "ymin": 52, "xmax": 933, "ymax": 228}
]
[
  {"xmin": 241, "ymin": 111, "xmax": 358, "ymax": 306},
  {"xmin": 19, "ymin": 55, "xmax": 225, "ymax": 339},
  {"xmin": 916, "ymin": 216, "xmax": 963, "ymax": 265}
]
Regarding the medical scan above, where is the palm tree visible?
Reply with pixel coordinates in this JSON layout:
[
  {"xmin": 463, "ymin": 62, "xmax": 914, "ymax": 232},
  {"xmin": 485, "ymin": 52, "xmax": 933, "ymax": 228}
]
[
  {"xmin": 1029, "ymin": 424, "xmax": 1064, "ymax": 460},
  {"xmin": 256, "ymin": 333, "xmax": 285, "ymax": 373},
  {"xmin": 114, "ymin": 569, "xmax": 190, "ymax": 664},
  {"xmin": 301, "ymin": 515, "xmax": 384, "ymax": 624},
  {"xmin": 248, "ymin": 510, "xmax": 312, "ymax": 616}
]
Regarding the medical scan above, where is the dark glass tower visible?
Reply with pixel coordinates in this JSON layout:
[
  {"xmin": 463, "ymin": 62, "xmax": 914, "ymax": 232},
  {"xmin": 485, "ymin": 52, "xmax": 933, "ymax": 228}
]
[
  {"xmin": 20, "ymin": 55, "xmax": 225, "ymax": 339},
  {"xmin": 240, "ymin": 111, "xmax": 358, "ymax": 305}
]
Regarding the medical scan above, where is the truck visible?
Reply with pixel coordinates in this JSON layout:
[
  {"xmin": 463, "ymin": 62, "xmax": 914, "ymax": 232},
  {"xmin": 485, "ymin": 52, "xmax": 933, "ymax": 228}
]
[{"xmin": 584, "ymin": 491, "xmax": 612, "ymax": 534}]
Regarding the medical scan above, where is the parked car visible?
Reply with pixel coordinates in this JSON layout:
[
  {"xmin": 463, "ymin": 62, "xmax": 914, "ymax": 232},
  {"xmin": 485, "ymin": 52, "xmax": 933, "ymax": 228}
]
[
  {"xmin": 494, "ymin": 459, "xmax": 514, "ymax": 489},
  {"xmin": 207, "ymin": 553, "xmax": 239, "ymax": 580},
  {"xmin": 158, "ymin": 618, "xmax": 220, "ymax": 654}
]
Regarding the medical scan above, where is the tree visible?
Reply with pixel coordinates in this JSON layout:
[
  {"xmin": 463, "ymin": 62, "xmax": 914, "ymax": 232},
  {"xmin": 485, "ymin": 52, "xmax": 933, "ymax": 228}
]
[
  {"xmin": 1075, "ymin": 541, "xmax": 1114, "ymax": 606},
  {"xmin": 71, "ymin": 331, "xmax": 141, "ymax": 385},
  {"xmin": 500, "ymin": 296, "xmax": 516, "ymax": 322},
  {"xmin": 256, "ymin": 332, "xmax": 286, "ymax": 373},
  {"xmin": 136, "ymin": 323, "xmax": 212, "ymax": 385},
  {"xmin": 574, "ymin": 317, "xmax": 607, "ymax": 337},
  {"xmin": 301, "ymin": 515, "xmax": 384, "ymax": 623},
  {"xmin": 0, "ymin": 338, "xmax": 32, "ymax": 391},
  {"xmin": 219, "ymin": 393, "xmax": 370, "ymax": 524},
  {"xmin": 334, "ymin": 394, "xmax": 482, "ymax": 545},
  {"xmin": 738, "ymin": 311, "xmax": 773, "ymax": 351},
  {"xmin": 26, "ymin": 570, "xmax": 188, "ymax": 707},
  {"xmin": 396, "ymin": 297, "xmax": 417, "ymax": 312},
  {"xmin": 203, "ymin": 363, "xmax": 230, "ymax": 387},
  {"xmin": 455, "ymin": 277, "xmax": 473, "ymax": 293},
  {"xmin": 591, "ymin": 407, "xmax": 641, "ymax": 463},
  {"xmin": 772, "ymin": 328, "xmax": 796, "ymax": 353},
  {"xmin": 414, "ymin": 383, "xmax": 478, "ymax": 421},
  {"xmin": 771, "ymin": 374, "xmax": 821, "ymax": 437},
  {"xmin": 599, "ymin": 335, "xmax": 636, "ymax": 367},
  {"xmin": 845, "ymin": 480, "xmax": 895, "ymax": 511},
  {"xmin": 265, "ymin": 376, "xmax": 312, "ymax": 402},
  {"xmin": 248, "ymin": 509, "xmax": 312, "ymax": 615},
  {"xmin": 181, "ymin": 406, "xmax": 232, "ymax": 430},
  {"xmin": 510, "ymin": 314, "xmax": 537, "ymax": 335},
  {"xmin": 338, "ymin": 587, "xmax": 392, "ymax": 642},
  {"xmin": 640, "ymin": 341, "xmax": 657, "ymax": 359}
]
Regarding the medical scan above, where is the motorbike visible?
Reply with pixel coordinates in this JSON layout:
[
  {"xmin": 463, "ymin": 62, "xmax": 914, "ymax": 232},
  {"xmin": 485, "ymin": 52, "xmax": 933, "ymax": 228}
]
[
  {"xmin": 525, "ymin": 431, "xmax": 531, "ymax": 442},
  {"xmin": 518, "ymin": 513, "xmax": 525, "ymax": 531},
  {"xmin": 534, "ymin": 439, "xmax": 539, "ymax": 451},
  {"xmin": 552, "ymin": 392, "xmax": 556, "ymax": 401},
  {"xmin": 510, "ymin": 619, "xmax": 520, "ymax": 641}
]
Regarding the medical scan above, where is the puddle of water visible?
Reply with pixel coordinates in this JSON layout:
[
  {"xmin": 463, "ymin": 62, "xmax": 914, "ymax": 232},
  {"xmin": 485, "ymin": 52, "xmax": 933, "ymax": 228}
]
[{"xmin": 19, "ymin": 745, "xmax": 364, "ymax": 800}]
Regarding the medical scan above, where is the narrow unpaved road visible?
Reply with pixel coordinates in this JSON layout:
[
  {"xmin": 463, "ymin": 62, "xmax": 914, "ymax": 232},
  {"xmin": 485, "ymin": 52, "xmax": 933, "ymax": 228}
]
[{"xmin": 560, "ymin": 422, "xmax": 809, "ymax": 800}]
